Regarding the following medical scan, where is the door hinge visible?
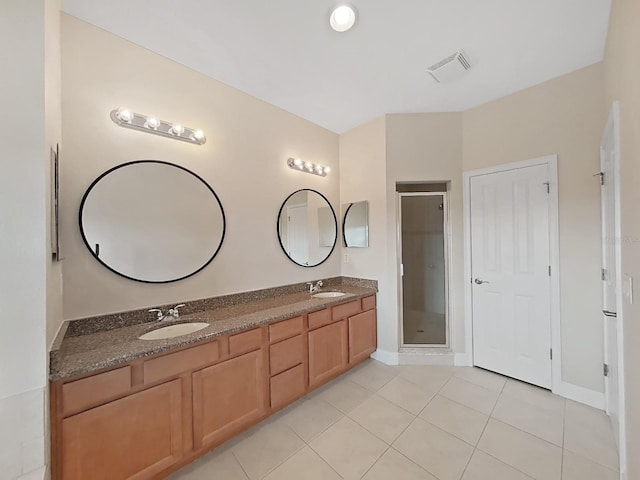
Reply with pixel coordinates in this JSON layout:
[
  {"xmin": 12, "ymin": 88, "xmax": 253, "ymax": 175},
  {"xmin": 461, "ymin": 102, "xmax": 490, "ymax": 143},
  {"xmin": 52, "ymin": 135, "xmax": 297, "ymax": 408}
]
[
  {"xmin": 550, "ymin": 348, "xmax": 553, "ymax": 360},
  {"xmin": 400, "ymin": 264, "xmax": 404, "ymax": 276},
  {"xmin": 604, "ymin": 363, "xmax": 609, "ymax": 377},
  {"xmin": 543, "ymin": 181, "xmax": 550, "ymax": 194},
  {"xmin": 548, "ymin": 265, "xmax": 551, "ymax": 276},
  {"xmin": 602, "ymin": 268, "xmax": 607, "ymax": 281}
]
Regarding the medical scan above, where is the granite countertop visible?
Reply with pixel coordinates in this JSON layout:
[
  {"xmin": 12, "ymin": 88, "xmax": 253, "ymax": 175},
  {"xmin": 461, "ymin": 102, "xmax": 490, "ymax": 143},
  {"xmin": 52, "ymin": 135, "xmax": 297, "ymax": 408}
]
[{"xmin": 50, "ymin": 284, "xmax": 376, "ymax": 381}]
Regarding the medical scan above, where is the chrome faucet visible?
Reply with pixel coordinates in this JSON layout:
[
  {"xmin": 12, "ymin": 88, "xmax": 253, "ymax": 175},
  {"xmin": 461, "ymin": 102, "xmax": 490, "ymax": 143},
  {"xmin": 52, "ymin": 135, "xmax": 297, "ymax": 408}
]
[
  {"xmin": 306, "ymin": 280, "xmax": 324, "ymax": 293},
  {"xmin": 168, "ymin": 304, "xmax": 185, "ymax": 318},
  {"xmin": 148, "ymin": 304, "xmax": 185, "ymax": 322}
]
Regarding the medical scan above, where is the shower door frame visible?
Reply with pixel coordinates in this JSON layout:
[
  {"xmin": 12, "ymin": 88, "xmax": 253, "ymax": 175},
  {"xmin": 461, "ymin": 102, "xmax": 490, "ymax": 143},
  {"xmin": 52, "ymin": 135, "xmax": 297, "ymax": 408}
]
[{"xmin": 397, "ymin": 191, "xmax": 451, "ymax": 348}]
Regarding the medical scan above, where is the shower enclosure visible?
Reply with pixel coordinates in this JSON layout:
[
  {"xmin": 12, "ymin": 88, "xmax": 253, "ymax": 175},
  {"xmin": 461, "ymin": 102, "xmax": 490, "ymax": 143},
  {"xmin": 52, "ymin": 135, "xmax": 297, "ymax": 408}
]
[{"xmin": 399, "ymin": 191, "xmax": 449, "ymax": 346}]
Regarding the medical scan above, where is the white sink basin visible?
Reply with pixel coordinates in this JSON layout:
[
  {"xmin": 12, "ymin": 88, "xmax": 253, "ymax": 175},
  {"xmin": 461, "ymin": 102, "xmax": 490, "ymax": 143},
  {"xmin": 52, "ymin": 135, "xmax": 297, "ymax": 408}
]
[
  {"xmin": 139, "ymin": 322, "xmax": 209, "ymax": 340},
  {"xmin": 312, "ymin": 291, "xmax": 346, "ymax": 298}
]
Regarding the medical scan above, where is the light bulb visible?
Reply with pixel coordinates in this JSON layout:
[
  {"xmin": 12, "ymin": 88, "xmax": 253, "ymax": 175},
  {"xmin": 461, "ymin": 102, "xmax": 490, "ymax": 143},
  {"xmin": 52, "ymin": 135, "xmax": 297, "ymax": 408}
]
[
  {"xmin": 116, "ymin": 108, "xmax": 134, "ymax": 123},
  {"xmin": 145, "ymin": 117, "xmax": 160, "ymax": 130},
  {"xmin": 324, "ymin": 166, "xmax": 331, "ymax": 174},
  {"xmin": 293, "ymin": 158, "xmax": 303, "ymax": 167},
  {"xmin": 192, "ymin": 130, "xmax": 205, "ymax": 141},
  {"xmin": 330, "ymin": 5, "xmax": 356, "ymax": 32},
  {"xmin": 171, "ymin": 124, "xmax": 185, "ymax": 135},
  {"xmin": 315, "ymin": 165, "xmax": 323, "ymax": 174},
  {"xmin": 305, "ymin": 162, "xmax": 314, "ymax": 171}
]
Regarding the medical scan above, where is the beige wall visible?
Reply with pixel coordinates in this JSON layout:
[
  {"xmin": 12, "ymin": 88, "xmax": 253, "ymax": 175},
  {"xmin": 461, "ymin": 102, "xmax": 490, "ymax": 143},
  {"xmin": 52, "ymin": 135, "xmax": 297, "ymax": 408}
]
[
  {"xmin": 463, "ymin": 64, "xmax": 606, "ymax": 392},
  {"xmin": 61, "ymin": 15, "xmax": 340, "ymax": 319},
  {"xmin": 603, "ymin": 0, "xmax": 640, "ymax": 476},
  {"xmin": 339, "ymin": 117, "xmax": 390, "ymax": 349},
  {"xmin": 0, "ymin": 0, "xmax": 59, "ymax": 478},
  {"xmin": 386, "ymin": 114, "xmax": 465, "ymax": 356}
]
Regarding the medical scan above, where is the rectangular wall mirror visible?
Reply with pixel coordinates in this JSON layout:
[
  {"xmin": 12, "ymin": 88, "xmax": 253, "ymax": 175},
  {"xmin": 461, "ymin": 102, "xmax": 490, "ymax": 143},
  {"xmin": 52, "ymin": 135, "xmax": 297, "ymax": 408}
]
[{"xmin": 342, "ymin": 200, "xmax": 369, "ymax": 248}]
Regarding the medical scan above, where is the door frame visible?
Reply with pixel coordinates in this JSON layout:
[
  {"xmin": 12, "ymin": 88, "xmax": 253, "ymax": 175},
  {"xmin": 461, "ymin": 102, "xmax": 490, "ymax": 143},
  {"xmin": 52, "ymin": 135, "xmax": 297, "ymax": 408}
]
[
  {"xmin": 462, "ymin": 155, "xmax": 561, "ymax": 391},
  {"xmin": 601, "ymin": 101, "xmax": 626, "ymax": 475},
  {"xmin": 397, "ymin": 191, "xmax": 452, "ymax": 348}
]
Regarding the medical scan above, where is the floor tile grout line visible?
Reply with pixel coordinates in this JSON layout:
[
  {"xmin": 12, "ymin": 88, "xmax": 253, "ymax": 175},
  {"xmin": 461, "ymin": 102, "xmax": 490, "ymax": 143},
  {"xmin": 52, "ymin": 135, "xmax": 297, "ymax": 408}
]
[
  {"xmin": 356, "ymin": 444, "xmax": 393, "ymax": 480},
  {"xmin": 230, "ymin": 450, "xmax": 252, "ymax": 480},
  {"xmin": 284, "ymin": 397, "xmax": 346, "ymax": 443},
  {"xmin": 387, "ymin": 445, "xmax": 443, "ymax": 480},
  {"xmin": 471, "ymin": 448, "xmax": 536, "ymax": 479},
  {"xmin": 299, "ymin": 439, "xmax": 346, "ymax": 480},
  {"xmin": 458, "ymin": 371, "xmax": 508, "ymax": 479}
]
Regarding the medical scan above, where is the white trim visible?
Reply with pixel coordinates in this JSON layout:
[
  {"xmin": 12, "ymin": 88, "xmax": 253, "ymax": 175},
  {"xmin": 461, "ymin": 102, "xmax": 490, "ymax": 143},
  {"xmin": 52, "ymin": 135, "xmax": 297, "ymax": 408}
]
[
  {"xmin": 454, "ymin": 353, "xmax": 471, "ymax": 366},
  {"xmin": 602, "ymin": 101, "xmax": 627, "ymax": 476},
  {"xmin": 463, "ymin": 155, "xmax": 561, "ymax": 390},
  {"xmin": 556, "ymin": 381, "xmax": 605, "ymax": 410},
  {"xmin": 371, "ymin": 349, "xmax": 399, "ymax": 365}
]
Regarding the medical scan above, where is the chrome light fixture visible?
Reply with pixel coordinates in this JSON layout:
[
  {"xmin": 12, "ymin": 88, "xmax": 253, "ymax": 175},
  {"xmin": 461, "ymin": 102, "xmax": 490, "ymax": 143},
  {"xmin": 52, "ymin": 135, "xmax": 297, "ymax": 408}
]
[
  {"xmin": 287, "ymin": 157, "xmax": 330, "ymax": 177},
  {"xmin": 110, "ymin": 107, "xmax": 206, "ymax": 145}
]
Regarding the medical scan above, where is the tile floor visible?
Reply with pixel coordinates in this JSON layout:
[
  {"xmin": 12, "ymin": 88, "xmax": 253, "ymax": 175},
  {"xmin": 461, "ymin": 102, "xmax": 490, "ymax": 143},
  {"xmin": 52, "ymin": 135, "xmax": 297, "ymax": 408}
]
[{"xmin": 169, "ymin": 361, "xmax": 619, "ymax": 480}]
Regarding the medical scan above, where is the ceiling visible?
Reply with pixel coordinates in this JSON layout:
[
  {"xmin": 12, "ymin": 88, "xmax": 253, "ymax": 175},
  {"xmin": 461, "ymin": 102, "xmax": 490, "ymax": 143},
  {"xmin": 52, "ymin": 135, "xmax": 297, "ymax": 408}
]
[{"xmin": 61, "ymin": 0, "xmax": 612, "ymax": 133}]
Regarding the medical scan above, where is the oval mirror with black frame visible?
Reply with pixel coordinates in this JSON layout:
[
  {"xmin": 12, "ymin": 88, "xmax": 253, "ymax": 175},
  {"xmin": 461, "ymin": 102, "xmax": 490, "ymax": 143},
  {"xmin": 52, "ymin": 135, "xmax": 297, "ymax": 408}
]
[
  {"xmin": 277, "ymin": 189, "xmax": 337, "ymax": 267},
  {"xmin": 343, "ymin": 200, "xmax": 369, "ymax": 248},
  {"xmin": 79, "ymin": 160, "xmax": 226, "ymax": 283}
]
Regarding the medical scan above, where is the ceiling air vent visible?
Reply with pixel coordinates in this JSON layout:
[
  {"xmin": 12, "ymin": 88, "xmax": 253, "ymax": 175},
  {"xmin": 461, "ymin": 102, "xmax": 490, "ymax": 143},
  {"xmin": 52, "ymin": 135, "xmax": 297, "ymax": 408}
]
[{"xmin": 427, "ymin": 50, "xmax": 472, "ymax": 83}]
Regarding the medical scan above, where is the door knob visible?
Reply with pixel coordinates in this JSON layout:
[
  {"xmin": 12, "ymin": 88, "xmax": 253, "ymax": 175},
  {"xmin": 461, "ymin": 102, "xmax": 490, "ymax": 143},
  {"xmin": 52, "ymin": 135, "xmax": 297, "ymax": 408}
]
[{"xmin": 474, "ymin": 278, "xmax": 490, "ymax": 285}]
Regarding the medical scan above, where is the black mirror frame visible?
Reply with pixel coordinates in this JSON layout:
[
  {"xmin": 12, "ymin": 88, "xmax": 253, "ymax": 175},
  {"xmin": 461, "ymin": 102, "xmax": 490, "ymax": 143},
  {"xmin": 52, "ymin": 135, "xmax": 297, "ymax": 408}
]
[
  {"xmin": 276, "ymin": 188, "xmax": 338, "ymax": 268},
  {"xmin": 78, "ymin": 160, "xmax": 226, "ymax": 284}
]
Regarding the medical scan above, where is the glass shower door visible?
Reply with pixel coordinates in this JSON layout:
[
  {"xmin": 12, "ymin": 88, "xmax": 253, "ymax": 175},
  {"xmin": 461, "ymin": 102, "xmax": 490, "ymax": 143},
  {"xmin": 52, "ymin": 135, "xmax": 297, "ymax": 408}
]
[{"xmin": 400, "ymin": 193, "xmax": 448, "ymax": 346}]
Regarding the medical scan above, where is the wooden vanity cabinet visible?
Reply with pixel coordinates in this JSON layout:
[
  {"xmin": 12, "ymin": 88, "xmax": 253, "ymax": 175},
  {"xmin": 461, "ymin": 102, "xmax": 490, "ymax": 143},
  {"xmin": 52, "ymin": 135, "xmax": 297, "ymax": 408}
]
[
  {"xmin": 52, "ymin": 294, "xmax": 377, "ymax": 480},
  {"xmin": 192, "ymin": 349, "xmax": 266, "ymax": 449},
  {"xmin": 61, "ymin": 379, "xmax": 184, "ymax": 480},
  {"xmin": 308, "ymin": 320, "xmax": 349, "ymax": 387},
  {"xmin": 348, "ymin": 309, "xmax": 377, "ymax": 364}
]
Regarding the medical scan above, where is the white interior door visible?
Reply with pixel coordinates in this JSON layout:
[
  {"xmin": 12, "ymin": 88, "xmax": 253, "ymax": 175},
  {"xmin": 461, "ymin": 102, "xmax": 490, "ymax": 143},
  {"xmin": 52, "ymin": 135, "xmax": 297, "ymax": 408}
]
[
  {"xmin": 470, "ymin": 164, "xmax": 552, "ymax": 388},
  {"xmin": 601, "ymin": 106, "xmax": 620, "ymax": 448}
]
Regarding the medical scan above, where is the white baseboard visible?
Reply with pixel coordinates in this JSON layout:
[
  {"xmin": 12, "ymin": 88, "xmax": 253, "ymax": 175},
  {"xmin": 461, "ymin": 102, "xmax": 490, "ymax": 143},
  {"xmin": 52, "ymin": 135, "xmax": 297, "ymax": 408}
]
[
  {"xmin": 454, "ymin": 353, "xmax": 472, "ymax": 366},
  {"xmin": 554, "ymin": 381, "xmax": 605, "ymax": 410},
  {"xmin": 371, "ymin": 349, "xmax": 399, "ymax": 365},
  {"xmin": 18, "ymin": 466, "xmax": 46, "ymax": 480}
]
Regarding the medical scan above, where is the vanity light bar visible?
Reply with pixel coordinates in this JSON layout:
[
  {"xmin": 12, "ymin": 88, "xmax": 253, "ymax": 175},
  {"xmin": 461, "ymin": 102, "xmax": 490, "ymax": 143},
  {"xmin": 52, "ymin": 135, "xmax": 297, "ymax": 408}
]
[
  {"xmin": 110, "ymin": 107, "xmax": 206, "ymax": 145},
  {"xmin": 287, "ymin": 157, "xmax": 331, "ymax": 177}
]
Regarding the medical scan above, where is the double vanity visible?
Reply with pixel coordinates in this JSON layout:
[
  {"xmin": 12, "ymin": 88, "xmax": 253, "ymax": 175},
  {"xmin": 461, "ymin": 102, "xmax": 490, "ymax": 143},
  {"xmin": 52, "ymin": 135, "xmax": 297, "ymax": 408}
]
[{"xmin": 49, "ymin": 279, "xmax": 377, "ymax": 480}]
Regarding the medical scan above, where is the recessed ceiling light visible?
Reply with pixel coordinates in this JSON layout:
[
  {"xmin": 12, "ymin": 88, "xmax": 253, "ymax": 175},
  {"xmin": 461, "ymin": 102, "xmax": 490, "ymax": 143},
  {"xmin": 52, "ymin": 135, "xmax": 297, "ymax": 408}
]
[{"xmin": 330, "ymin": 5, "xmax": 357, "ymax": 32}]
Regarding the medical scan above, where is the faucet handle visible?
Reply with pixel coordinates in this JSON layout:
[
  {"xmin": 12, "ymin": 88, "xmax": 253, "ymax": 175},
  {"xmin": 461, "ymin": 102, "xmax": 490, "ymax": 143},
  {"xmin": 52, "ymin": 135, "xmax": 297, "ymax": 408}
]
[
  {"xmin": 317, "ymin": 280, "xmax": 324, "ymax": 287},
  {"xmin": 148, "ymin": 308, "xmax": 163, "ymax": 320},
  {"xmin": 169, "ymin": 304, "xmax": 185, "ymax": 317}
]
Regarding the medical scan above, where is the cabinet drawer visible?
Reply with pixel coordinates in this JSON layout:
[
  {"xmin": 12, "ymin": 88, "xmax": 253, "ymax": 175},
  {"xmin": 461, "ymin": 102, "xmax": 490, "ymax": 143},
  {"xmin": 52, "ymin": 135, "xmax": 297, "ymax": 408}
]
[
  {"xmin": 62, "ymin": 366, "xmax": 132, "ymax": 416},
  {"xmin": 308, "ymin": 308, "xmax": 332, "ymax": 330},
  {"xmin": 270, "ymin": 335, "xmax": 304, "ymax": 376},
  {"xmin": 269, "ymin": 316, "xmax": 303, "ymax": 343},
  {"xmin": 331, "ymin": 300, "xmax": 361, "ymax": 321},
  {"xmin": 361, "ymin": 295, "xmax": 376, "ymax": 311},
  {"xmin": 229, "ymin": 328, "xmax": 263, "ymax": 356},
  {"xmin": 144, "ymin": 341, "xmax": 219, "ymax": 384},
  {"xmin": 270, "ymin": 364, "xmax": 305, "ymax": 410}
]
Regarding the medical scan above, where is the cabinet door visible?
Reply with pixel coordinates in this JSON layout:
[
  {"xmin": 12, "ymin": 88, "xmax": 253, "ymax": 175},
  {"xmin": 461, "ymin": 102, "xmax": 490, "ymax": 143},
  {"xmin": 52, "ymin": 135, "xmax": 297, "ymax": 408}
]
[
  {"xmin": 61, "ymin": 379, "xmax": 183, "ymax": 480},
  {"xmin": 308, "ymin": 320, "xmax": 348, "ymax": 388},
  {"xmin": 192, "ymin": 349, "xmax": 266, "ymax": 449},
  {"xmin": 348, "ymin": 309, "xmax": 377, "ymax": 364}
]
